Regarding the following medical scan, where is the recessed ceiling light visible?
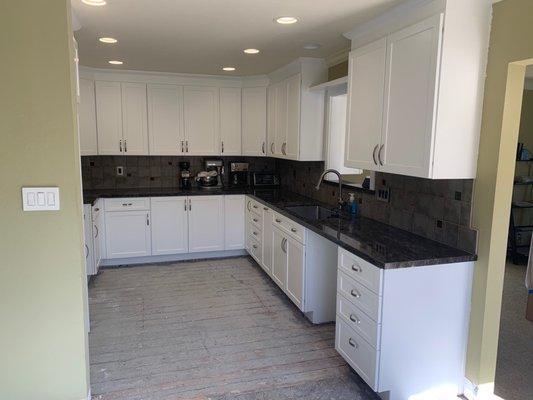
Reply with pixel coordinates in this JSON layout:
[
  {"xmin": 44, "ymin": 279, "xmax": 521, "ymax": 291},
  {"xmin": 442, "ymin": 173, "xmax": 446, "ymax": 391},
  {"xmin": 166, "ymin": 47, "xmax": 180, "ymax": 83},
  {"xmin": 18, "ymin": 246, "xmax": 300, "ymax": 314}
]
[
  {"xmin": 99, "ymin": 37, "xmax": 117, "ymax": 44},
  {"xmin": 82, "ymin": 0, "xmax": 106, "ymax": 6},
  {"xmin": 108, "ymin": 60, "xmax": 123, "ymax": 65},
  {"xmin": 303, "ymin": 43, "xmax": 321, "ymax": 50},
  {"xmin": 244, "ymin": 48, "xmax": 260, "ymax": 54},
  {"xmin": 275, "ymin": 16, "xmax": 298, "ymax": 25},
  {"xmin": 222, "ymin": 67, "xmax": 236, "ymax": 71}
]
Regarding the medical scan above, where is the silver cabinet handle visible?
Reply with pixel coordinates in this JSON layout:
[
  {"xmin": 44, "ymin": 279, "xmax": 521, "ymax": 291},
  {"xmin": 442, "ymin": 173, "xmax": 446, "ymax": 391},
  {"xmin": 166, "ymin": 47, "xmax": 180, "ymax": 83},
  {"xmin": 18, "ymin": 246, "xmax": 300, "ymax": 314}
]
[
  {"xmin": 94, "ymin": 225, "xmax": 99, "ymax": 238},
  {"xmin": 348, "ymin": 338, "xmax": 358, "ymax": 349},
  {"xmin": 372, "ymin": 144, "xmax": 378, "ymax": 165},
  {"xmin": 184, "ymin": 199, "xmax": 187, "ymax": 211},
  {"xmin": 351, "ymin": 264, "xmax": 361, "ymax": 273},
  {"xmin": 189, "ymin": 198, "xmax": 192, "ymax": 211},
  {"xmin": 221, "ymin": 141, "xmax": 224, "ymax": 153},
  {"xmin": 350, "ymin": 289, "xmax": 361, "ymax": 299},
  {"xmin": 263, "ymin": 207, "xmax": 268, "ymax": 211},
  {"xmin": 124, "ymin": 139, "xmax": 127, "ymax": 153},
  {"xmin": 281, "ymin": 142, "xmax": 286, "ymax": 155},
  {"xmin": 252, "ymin": 244, "xmax": 258, "ymax": 249},
  {"xmin": 181, "ymin": 140, "xmax": 184, "ymax": 153},
  {"xmin": 252, "ymin": 218, "xmax": 258, "ymax": 223},
  {"xmin": 281, "ymin": 237, "xmax": 287, "ymax": 253},
  {"xmin": 262, "ymin": 142, "xmax": 265, "ymax": 154},
  {"xmin": 85, "ymin": 244, "xmax": 89, "ymax": 259},
  {"xmin": 349, "ymin": 314, "xmax": 361, "ymax": 324},
  {"xmin": 186, "ymin": 140, "xmax": 189, "ymax": 153},
  {"xmin": 275, "ymin": 218, "xmax": 281, "ymax": 223},
  {"xmin": 252, "ymin": 204, "xmax": 258, "ymax": 209},
  {"xmin": 270, "ymin": 142, "xmax": 275, "ymax": 154},
  {"xmin": 94, "ymin": 207, "xmax": 99, "ymax": 212},
  {"xmin": 252, "ymin": 231, "xmax": 258, "ymax": 236},
  {"xmin": 378, "ymin": 144, "xmax": 384, "ymax": 166},
  {"xmin": 290, "ymin": 228, "xmax": 297, "ymax": 233},
  {"xmin": 119, "ymin": 139, "xmax": 123, "ymax": 153},
  {"xmin": 146, "ymin": 213, "xmax": 150, "ymax": 226},
  {"xmin": 247, "ymin": 201, "xmax": 251, "ymax": 211}
]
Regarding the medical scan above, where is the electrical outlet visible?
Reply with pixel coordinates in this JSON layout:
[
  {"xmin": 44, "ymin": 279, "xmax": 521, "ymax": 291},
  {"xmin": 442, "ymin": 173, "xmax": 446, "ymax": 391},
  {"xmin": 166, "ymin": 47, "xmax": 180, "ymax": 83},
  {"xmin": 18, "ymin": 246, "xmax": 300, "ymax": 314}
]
[
  {"xmin": 116, "ymin": 166, "xmax": 124, "ymax": 176},
  {"xmin": 376, "ymin": 187, "xmax": 390, "ymax": 202}
]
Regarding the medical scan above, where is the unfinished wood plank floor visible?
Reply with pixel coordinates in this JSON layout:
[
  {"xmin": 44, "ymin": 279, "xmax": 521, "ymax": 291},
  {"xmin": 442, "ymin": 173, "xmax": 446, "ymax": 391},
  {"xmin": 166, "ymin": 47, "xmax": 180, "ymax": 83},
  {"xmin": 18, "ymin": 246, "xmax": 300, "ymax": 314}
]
[{"xmin": 89, "ymin": 257, "xmax": 378, "ymax": 400}]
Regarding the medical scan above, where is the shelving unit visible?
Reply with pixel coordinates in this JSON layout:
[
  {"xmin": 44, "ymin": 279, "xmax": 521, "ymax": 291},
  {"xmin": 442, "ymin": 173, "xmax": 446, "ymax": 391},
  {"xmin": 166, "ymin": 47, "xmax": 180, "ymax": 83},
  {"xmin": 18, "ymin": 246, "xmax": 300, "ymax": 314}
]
[{"xmin": 508, "ymin": 159, "xmax": 533, "ymax": 263}]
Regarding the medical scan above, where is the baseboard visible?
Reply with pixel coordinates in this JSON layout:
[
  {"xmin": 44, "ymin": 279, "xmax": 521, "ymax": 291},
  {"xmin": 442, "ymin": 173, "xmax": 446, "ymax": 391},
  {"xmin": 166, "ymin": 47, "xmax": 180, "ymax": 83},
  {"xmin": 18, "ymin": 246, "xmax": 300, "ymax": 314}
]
[
  {"xmin": 98, "ymin": 249, "xmax": 248, "ymax": 267},
  {"xmin": 462, "ymin": 379, "xmax": 503, "ymax": 400}
]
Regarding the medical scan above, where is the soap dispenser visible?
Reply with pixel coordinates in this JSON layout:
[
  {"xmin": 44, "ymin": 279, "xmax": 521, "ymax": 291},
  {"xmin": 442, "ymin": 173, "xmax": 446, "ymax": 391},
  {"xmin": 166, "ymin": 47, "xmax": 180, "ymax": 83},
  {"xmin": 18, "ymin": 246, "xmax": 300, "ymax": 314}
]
[{"xmin": 348, "ymin": 193, "xmax": 358, "ymax": 216}]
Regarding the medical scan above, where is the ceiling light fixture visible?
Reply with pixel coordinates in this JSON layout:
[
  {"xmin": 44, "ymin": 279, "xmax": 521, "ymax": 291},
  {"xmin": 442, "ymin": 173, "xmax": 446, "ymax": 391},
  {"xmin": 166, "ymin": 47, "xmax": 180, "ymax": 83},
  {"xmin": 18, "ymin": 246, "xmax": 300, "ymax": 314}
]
[
  {"xmin": 222, "ymin": 67, "xmax": 236, "ymax": 71},
  {"xmin": 275, "ymin": 16, "xmax": 298, "ymax": 25},
  {"xmin": 303, "ymin": 43, "xmax": 321, "ymax": 50},
  {"xmin": 99, "ymin": 37, "xmax": 117, "ymax": 44},
  {"xmin": 82, "ymin": 0, "xmax": 106, "ymax": 6},
  {"xmin": 108, "ymin": 60, "xmax": 123, "ymax": 65},
  {"xmin": 244, "ymin": 48, "xmax": 260, "ymax": 54}
]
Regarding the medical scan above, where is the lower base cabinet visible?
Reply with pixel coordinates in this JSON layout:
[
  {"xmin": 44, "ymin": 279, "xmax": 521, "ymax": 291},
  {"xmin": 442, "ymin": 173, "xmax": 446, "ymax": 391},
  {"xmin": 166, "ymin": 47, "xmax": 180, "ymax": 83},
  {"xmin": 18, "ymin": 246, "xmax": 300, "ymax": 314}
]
[
  {"xmin": 271, "ymin": 227, "xmax": 288, "ymax": 288},
  {"xmin": 83, "ymin": 204, "xmax": 95, "ymax": 275},
  {"xmin": 188, "ymin": 195, "xmax": 225, "ymax": 252},
  {"xmin": 151, "ymin": 197, "xmax": 189, "ymax": 255},
  {"xmin": 105, "ymin": 210, "xmax": 152, "ymax": 258}
]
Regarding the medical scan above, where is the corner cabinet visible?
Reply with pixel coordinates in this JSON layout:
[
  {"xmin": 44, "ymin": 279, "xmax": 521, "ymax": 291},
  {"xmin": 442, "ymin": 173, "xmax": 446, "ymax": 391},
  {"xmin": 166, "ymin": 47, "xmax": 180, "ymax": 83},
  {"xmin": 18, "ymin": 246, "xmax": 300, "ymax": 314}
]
[{"xmin": 345, "ymin": 8, "xmax": 488, "ymax": 179}]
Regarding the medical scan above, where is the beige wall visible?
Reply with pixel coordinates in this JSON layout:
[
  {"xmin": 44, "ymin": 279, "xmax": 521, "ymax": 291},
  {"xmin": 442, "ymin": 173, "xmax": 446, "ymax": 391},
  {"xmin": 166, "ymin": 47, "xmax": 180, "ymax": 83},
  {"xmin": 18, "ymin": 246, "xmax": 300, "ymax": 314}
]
[
  {"xmin": 0, "ymin": 1, "xmax": 89, "ymax": 399},
  {"xmin": 467, "ymin": 0, "xmax": 533, "ymax": 389}
]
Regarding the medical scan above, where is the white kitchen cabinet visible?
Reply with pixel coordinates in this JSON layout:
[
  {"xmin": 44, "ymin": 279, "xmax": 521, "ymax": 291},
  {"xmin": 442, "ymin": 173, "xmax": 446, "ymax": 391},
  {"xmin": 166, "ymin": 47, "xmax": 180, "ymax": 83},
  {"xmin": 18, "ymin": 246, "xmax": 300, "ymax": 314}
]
[
  {"xmin": 150, "ymin": 197, "xmax": 189, "ymax": 255},
  {"xmin": 95, "ymin": 81, "xmax": 122, "ymax": 155},
  {"xmin": 267, "ymin": 85, "xmax": 277, "ymax": 156},
  {"xmin": 219, "ymin": 87, "xmax": 241, "ymax": 155},
  {"xmin": 83, "ymin": 204, "xmax": 95, "ymax": 275},
  {"xmin": 271, "ymin": 227, "xmax": 288, "ymax": 289},
  {"xmin": 183, "ymin": 86, "xmax": 219, "ymax": 155},
  {"xmin": 274, "ymin": 81, "xmax": 287, "ymax": 158},
  {"xmin": 188, "ymin": 195, "xmax": 224, "ymax": 252},
  {"xmin": 242, "ymin": 87, "xmax": 267, "ymax": 156},
  {"xmin": 148, "ymin": 84, "xmax": 184, "ymax": 155},
  {"xmin": 105, "ymin": 209, "xmax": 151, "ymax": 259},
  {"xmin": 92, "ymin": 199, "xmax": 104, "ymax": 271},
  {"xmin": 224, "ymin": 195, "xmax": 245, "ymax": 250},
  {"xmin": 285, "ymin": 235, "xmax": 305, "ymax": 308},
  {"xmin": 344, "ymin": 38, "xmax": 387, "ymax": 170},
  {"xmin": 285, "ymin": 74, "xmax": 301, "ymax": 159},
  {"xmin": 79, "ymin": 78, "xmax": 98, "ymax": 156},
  {"xmin": 261, "ymin": 206, "xmax": 273, "ymax": 275},
  {"xmin": 121, "ymin": 82, "xmax": 149, "ymax": 155}
]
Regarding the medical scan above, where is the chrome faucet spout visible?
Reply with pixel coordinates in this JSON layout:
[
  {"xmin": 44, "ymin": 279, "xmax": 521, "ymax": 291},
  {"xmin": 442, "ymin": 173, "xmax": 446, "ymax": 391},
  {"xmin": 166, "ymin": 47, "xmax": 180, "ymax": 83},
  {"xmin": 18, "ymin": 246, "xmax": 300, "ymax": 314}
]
[{"xmin": 315, "ymin": 169, "xmax": 344, "ymax": 209}]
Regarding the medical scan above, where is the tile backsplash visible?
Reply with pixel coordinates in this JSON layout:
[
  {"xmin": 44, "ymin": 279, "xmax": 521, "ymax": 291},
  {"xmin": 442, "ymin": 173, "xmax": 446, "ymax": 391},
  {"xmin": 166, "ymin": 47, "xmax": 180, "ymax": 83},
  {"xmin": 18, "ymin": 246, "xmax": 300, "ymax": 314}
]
[{"xmin": 275, "ymin": 159, "xmax": 478, "ymax": 254}]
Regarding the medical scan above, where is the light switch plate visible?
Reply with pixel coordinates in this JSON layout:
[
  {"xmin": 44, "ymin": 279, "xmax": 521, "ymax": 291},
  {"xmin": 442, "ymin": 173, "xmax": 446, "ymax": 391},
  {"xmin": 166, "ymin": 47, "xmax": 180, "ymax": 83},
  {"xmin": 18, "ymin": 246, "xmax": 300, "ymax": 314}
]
[{"xmin": 22, "ymin": 187, "xmax": 60, "ymax": 211}]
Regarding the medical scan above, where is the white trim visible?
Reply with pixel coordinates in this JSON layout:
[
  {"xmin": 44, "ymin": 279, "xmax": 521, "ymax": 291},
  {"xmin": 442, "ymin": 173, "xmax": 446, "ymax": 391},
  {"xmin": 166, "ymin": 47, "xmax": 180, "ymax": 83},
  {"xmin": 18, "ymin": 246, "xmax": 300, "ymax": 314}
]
[
  {"xmin": 309, "ymin": 76, "xmax": 348, "ymax": 92},
  {"xmin": 99, "ymin": 249, "xmax": 247, "ymax": 267},
  {"xmin": 463, "ymin": 379, "xmax": 504, "ymax": 400}
]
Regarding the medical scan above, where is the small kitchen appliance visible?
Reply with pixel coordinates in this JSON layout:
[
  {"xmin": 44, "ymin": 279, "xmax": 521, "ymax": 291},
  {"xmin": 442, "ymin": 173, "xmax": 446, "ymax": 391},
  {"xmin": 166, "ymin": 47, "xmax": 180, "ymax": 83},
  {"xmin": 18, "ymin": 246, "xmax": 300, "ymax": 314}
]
[
  {"xmin": 197, "ymin": 159, "xmax": 223, "ymax": 188},
  {"xmin": 228, "ymin": 162, "xmax": 249, "ymax": 187},
  {"xmin": 179, "ymin": 161, "xmax": 192, "ymax": 189}
]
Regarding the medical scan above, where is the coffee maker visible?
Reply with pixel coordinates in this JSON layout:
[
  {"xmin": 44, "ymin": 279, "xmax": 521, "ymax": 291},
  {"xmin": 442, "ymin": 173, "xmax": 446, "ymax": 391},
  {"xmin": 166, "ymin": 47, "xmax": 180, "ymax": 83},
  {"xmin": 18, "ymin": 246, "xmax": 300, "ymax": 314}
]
[
  {"xmin": 229, "ymin": 162, "xmax": 249, "ymax": 187},
  {"xmin": 178, "ymin": 161, "xmax": 192, "ymax": 189}
]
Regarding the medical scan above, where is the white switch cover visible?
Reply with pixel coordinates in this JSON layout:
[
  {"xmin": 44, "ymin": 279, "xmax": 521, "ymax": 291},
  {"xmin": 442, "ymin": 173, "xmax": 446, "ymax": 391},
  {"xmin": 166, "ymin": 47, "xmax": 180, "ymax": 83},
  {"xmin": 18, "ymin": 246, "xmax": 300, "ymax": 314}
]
[{"xmin": 22, "ymin": 187, "xmax": 60, "ymax": 211}]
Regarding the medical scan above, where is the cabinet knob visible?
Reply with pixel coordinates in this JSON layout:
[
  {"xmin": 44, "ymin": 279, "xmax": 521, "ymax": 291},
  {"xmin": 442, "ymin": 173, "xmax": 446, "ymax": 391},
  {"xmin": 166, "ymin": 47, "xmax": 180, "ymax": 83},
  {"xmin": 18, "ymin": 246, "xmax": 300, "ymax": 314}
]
[
  {"xmin": 349, "ymin": 314, "xmax": 361, "ymax": 324},
  {"xmin": 275, "ymin": 219, "xmax": 281, "ymax": 223},
  {"xmin": 350, "ymin": 289, "xmax": 361, "ymax": 299},
  {"xmin": 348, "ymin": 338, "xmax": 358, "ymax": 349},
  {"xmin": 351, "ymin": 264, "xmax": 361, "ymax": 273},
  {"xmin": 291, "ymin": 228, "xmax": 297, "ymax": 233}
]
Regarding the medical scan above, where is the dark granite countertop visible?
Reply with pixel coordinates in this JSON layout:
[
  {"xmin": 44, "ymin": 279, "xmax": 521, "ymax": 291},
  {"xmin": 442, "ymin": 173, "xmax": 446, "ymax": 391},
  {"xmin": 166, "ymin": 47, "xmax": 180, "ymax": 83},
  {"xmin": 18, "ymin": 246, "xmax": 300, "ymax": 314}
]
[{"xmin": 83, "ymin": 186, "xmax": 476, "ymax": 269}]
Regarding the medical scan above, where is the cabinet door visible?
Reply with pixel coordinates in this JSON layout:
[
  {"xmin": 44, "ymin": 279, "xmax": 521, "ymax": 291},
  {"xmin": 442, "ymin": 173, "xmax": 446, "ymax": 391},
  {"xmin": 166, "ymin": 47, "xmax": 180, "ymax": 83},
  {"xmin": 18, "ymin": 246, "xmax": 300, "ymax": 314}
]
[
  {"xmin": 92, "ymin": 199, "xmax": 104, "ymax": 271},
  {"xmin": 286, "ymin": 236, "xmax": 305, "ymax": 309},
  {"xmin": 105, "ymin": 211, "xmax": 151, "ymax": 259},
  {"xmin": 148, "ymin": 84, "xmax": 184, "ymax": 155},
  {"xmin": 96, "ymin": 81, "xmax": 123, "ymax": 155},
  {"xmin": 271, "ymin": 227, "xmax": 288, "ymax": 290},
  {"xmin": 151, "ymin": 197, "xmax": 189, "ymax": 255},
  {"xmin": 285, "ymin": 74, "xmax": 301, "ymax": 160},
  {"xmin": 79, "ymin": 79, "xmax": 98, "ymax": 156},
  {"xmin": 83, "ymin": 205, "xmax": 95, "ymax": 275},
  {"xmin": 184, "ymin": 86, "xmax": 219, "ymax": 155},
  {"xmin": 261, "ymin": 207, "xmax": 273, "ymax": 275},
  {"xmin": 274, "ymin": 81, "xmax": 287, "ymax": 157},
  {"xmin": 220, "ymin": 87, "xmax": 242, "ymax": 155},
  {"xmin": 224, "ymin": 195, "xmax": 245, "ymax": 250},
  {"xmin": 242, "ymin": 87, "xmax": 267, "ymax": 156},
  {"xmin": 188, "ymin": 195, "xmax": 224, "ymax": 252},
  {"xmin": 121, "ymin": 82, "xmax": 148, "ymax": 155},
  {"xmin": 344, "ymin": 39, "xmax": 387, "ymax": 170},
  {"xmin": 380, "ymin": 15, "xmax": 441, "ymax": 178},
  {"xmin": 267, "ymin": 85, "xmax": 277, "ymax": 156}
]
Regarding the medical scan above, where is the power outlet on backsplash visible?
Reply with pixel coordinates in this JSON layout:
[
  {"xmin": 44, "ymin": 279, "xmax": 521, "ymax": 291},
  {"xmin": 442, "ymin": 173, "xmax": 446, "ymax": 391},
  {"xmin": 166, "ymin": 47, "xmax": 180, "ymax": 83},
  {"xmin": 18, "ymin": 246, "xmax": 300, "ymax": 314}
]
[
  {"xmin": 116, "ymin": 166, "xmax": 124, "ymax": 176},
  {"xmin": 376, "ymin": 187, "xmax": 390, "ymax": 202}
]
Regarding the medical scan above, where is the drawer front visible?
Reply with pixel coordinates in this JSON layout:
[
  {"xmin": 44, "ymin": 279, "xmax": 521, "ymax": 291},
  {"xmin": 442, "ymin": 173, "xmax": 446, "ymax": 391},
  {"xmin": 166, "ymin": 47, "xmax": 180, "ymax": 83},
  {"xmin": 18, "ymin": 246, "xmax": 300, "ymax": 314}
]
[
  {"xmin": 248, "ymin": 236, "xmax": 262, "ymax": 263},
  {"xmin": 246, "ymin": 197, "xmax": 262, "ymax": 217},
  {"xmin": 337, "ymin": 295, "xmax": 381, "ymax": 349},
  {"xmin": 336, "ymin": 318, "xmax": 379, "ymax": 390},
  {"xmin": 105, "ymin": 197, "xmax": 150, "ymax": 211},
  {"xmin": 337, "ymin": 271, "xmax": 381, "ymax": 322},
  {"xmin": 247, "ymin": 211, "xmax": 263, "ymax": 229},
  {"xmin": 272, "ymin": 212, "xmax": 306, "ymax": 244},
  {"xmin": 338, "ymin": 248, "xmax": 382, "ymax": 295},
  {"xmin": 248, "ymin": 223, "xmax": 262, "ymax": 242}
]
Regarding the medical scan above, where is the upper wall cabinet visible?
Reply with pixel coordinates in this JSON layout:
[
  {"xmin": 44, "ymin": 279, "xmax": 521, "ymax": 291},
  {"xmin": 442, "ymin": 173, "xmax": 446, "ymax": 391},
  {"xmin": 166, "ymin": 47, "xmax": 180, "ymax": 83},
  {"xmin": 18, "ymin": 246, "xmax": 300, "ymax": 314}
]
[
  {"xmin": 344, "ymin": 0, "xmax": 491, "ymax": 179},
  {"xmin": 267, "ymin": 58, "xmax": 328, "ymax": 161},
  {"xmin": 148, "ymin": 84, "xmax": 184, "ymax": 156},
  {"xmin": 183, "ymin": 86, "xmax": 220, "ymax": 155},
  {"xmin": 219, "ymin": 87, "xmax": 242, "ymax": 155},
  {"xmin": 95, "ymin": 81, "xmax": 149, "ymax": 155},
  {"xmin": 78, "ymin": 78, "xmax": 98, "ymax": 156},
  {"xmin": 242, "ymin": 87, "xmax": 267, "ymax": 156}
]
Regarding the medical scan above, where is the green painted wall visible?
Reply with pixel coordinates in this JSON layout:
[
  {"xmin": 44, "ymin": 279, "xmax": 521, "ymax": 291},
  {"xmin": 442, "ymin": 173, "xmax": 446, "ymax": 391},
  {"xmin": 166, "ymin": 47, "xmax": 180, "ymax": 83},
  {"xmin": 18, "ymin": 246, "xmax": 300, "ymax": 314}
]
[{"xmin": 0, "ymin": 1, "xmax": 89, "ymax": 399}]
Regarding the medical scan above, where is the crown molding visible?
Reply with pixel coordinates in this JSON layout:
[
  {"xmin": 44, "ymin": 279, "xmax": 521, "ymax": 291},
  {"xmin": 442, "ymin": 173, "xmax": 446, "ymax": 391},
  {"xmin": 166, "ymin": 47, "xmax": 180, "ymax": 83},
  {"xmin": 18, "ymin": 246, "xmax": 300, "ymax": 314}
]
[{"xmin": 326, "ymin": 48, "xmax": 350, "ymax": 67}]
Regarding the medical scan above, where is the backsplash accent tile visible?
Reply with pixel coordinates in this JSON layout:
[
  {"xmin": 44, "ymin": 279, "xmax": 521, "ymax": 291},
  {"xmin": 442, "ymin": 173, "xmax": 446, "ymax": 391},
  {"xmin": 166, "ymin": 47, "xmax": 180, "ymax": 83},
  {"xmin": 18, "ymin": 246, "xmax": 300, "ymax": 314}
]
[{"xmin": 275, "ymin": 159, "xmax": 478, "ymax": 254}]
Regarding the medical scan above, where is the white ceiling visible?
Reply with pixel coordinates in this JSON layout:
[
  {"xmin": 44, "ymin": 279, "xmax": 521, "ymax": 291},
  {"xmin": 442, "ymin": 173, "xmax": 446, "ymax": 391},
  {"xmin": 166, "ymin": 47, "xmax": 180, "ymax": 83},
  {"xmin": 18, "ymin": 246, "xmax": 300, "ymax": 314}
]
[{"xmin": 72, "ymin": 0, "xmax": 403, "ymax": 76}]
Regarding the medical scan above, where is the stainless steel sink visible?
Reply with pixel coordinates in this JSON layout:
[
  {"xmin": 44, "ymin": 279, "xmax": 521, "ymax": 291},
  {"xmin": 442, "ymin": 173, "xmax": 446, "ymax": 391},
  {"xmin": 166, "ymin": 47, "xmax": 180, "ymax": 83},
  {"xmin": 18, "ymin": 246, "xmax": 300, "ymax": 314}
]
[{"xmin": 285, "ymin": 205, "xmax": 340, "ymax": 221}]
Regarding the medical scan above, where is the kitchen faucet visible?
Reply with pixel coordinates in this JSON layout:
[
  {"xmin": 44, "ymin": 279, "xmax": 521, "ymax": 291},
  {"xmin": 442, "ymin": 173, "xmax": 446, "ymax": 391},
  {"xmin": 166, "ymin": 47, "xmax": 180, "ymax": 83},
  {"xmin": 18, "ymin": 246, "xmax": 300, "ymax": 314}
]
[{"xmin": 315, "ymin": 169, "xmax": 344, "ymax": 211}]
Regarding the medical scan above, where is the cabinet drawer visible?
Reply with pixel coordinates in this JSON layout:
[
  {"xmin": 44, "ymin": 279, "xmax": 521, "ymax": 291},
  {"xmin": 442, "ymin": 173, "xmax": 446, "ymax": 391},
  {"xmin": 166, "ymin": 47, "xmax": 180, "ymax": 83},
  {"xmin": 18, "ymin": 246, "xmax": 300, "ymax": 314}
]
[
  {"xmin": 246, "ymin": 197, "xmax": 262, "ymax": 217},
  {"xmin": 337, "ymin": 294, "xmax": 381, "ymax": 349},
  {"xmin": 247, "ymin": 210, "xmax": 263, "ymax": 229},
  {"xmin": 104, "ymin": 197, "xmax": 150, "ymax": 211},
  {"xmin": 248, "ymin": 236, "xmax": 262, "ymax": 263},
  {"xmin": 248, "ymin": 223, "xmax": 262, "ymax": 242},
  {"xmin": 338, "ymin": 271, "xmax": 381, "ymax": 323},
  {"xmin": 336, "ymin": 318, "xmax": 379, "ymax": 390},
  {"xmin": 272, "ymin": 212, "xmax": 306, "ymax": 244},
  {"xmin": 338, "ymin": 248, "xmax": 382, "ymax": 295}
]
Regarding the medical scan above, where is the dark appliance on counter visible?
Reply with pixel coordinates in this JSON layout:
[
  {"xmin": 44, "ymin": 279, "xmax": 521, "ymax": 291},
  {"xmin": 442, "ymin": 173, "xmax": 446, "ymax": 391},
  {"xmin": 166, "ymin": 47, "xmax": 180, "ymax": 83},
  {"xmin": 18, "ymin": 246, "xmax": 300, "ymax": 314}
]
[
  {"xmin": 197, "ymin": 159, "xmax": 223, "ymax": 188},
  {"xmin": 228, "ymin": 162, "xmax": 249, "ymax": 187},
  {"xmin": 251, "ymin": 172, "xmax": 281, "ymax": 201},
  {"xmin": 179, "ymin": 161, "xmax": 192, "ymax": 189}
]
